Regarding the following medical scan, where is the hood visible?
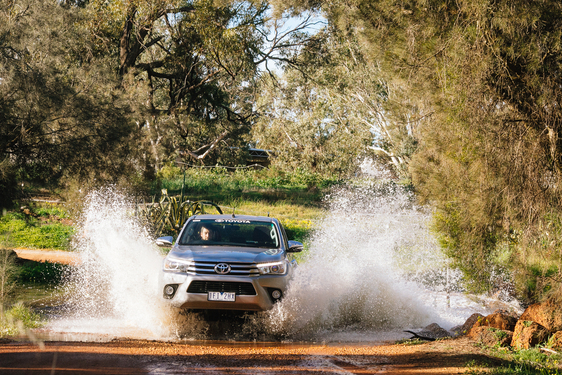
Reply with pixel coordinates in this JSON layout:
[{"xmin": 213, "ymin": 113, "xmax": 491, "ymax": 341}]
[{"xmin": 167, "ymin": 245, "xmax": 285, "ymax": 263}]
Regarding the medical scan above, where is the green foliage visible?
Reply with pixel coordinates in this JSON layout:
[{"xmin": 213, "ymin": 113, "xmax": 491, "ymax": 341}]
[
  {"xmin": 465, "ymin": 351, "xmax": 562, "ymax": 374},
  {"xmin": 0, "ymin": 0, "xmax": 135, "ymax": 209},
  {"xmin": 1, "ymin": 0, "xmax": 316, "ymax": 209},
  {"xmin": 152, "ymin": 165, "xmax": 340, "ymax": 203},
  {"xmin": 494, "ymin": 329, "xmax": 509, "ymax": 340},
  {"xmin": 137, "ymin": 193, "xmax": 223, "ymax": 237},
  {"xmin": 0, "ymin": 302, "xmax": 44, "ymax": 338},
  {"xmin": 281, "ymin": 218, "xmax": 313, "ymax": 244},
  {"xmin": 252, "ymin": 27, "xmax": 394, "ymax": 178},
  {"xmin": 0, "ymin": 213, "xmax": 74, "ymax": 250},
  {"xmin": 275, "ymin": 0, "xmax": 562, "ymax": 303},
  {"xmin": 81, "ymin": 0, "xmax": 315, "ymax": 174},
  {"xmin": 395, "ymin": 338, "xmax": 426, "ymax": 345},
  {"xmin": 33, "ymin": 206, "xmax": 69, "ymax": 219},
  {"xmin": 17, "ymin": 261, "xmax": 68, "ymax": 285}
]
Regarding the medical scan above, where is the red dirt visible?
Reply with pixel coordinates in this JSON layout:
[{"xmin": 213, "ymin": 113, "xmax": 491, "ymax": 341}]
[
  {"xmin": 13, "ymin": 249, "xmax": 80, "ymax": 265},
  {"xmin": 0, "ymin": 336, "xmax": 504, "ymax": 374},
  {"xmin": 7, "ymin": 249, "xmax": 505, "ymax": 374}
]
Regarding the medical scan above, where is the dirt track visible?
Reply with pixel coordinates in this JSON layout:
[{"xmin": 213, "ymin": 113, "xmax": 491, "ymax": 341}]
[
  {"xmin": 7, "ymin": 250, "xmax": 504, "ymax": 374},
  {"xmin": 0, "ymin": 336, "xmax": 504, "ymax": 374},
  {"xmin": 13, "ymin": 249, "xmax": 80, "ymax": 265}
]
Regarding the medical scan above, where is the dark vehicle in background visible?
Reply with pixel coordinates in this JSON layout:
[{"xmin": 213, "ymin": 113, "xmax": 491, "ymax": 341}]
[{"xmin": 157, "ymin": 214, "xmax": 303, "ymax": 311}]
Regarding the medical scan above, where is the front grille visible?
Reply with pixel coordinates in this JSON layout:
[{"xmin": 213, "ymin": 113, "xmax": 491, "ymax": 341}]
[
  {"xmin": 186, "ymin": 261, "xmax": 259, "ymax": 276},
  {"xmin": 187, "ymin": 281, "xmax": 257, "ymax": 296}
]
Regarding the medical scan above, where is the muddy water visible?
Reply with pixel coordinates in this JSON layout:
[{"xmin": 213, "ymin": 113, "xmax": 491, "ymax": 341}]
[{"xmin": 36, "ymin": 166, "xmax": 520, "ymax": 343}]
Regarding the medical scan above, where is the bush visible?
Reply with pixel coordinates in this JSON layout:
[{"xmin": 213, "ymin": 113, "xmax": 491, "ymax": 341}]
[
  {"xmin": 0, "ymin": 211, "xmax": 74, "ymax": 250},
  {"xmin": 18, "ymin": 261, "xmax": 68, "ymax": 285},
  {"xmin": 281, "ymin": 218, "xmax": 314, "ymax": 244},
  {"xmin": 0, "ymin": 302, "xmax": 43, "ymax": 337}
]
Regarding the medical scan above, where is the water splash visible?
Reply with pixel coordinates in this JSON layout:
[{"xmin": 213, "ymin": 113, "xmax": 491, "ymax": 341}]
[
  {"xmin": 251, "ymin": 161, "xmax": 519, "ymax": 340},
  {"xmin": 47, "ymin": 187, "xmax": 173, "ymax": 339},
  {"xmin": 250, "ymin": 167, "xmax": 439, "ymax": 339},
  {"xmin": 44, "ymin": 166, "xmax": 519, "ymax": 342}
]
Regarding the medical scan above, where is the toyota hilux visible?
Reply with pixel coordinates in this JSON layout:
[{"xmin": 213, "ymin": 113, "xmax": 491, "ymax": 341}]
[{"xmin": 156, "ymin": 214, "xmax": 303, "ymax": 311}]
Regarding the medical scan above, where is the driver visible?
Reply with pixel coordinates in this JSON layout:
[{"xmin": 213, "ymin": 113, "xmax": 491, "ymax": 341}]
[{"xmin": 200, "ymin": 225, "xmax": 216, "ymax": 241}]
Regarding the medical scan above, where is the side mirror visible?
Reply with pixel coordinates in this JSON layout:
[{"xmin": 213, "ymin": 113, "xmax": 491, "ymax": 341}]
[
  {"xmin": 156, "ymin": 236, "xmax": 174, "ymax": 248},
  {"xmin": 287, "ymin": 240, "xmax": 303, "ymax": 253}
]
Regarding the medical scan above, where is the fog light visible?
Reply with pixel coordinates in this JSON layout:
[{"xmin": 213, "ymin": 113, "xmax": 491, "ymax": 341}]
[
  {"xmin": 163, "ymin": 284, "xmax": 178, "ymax": 299},
  {"xmin": 271, "ymin": 290, "xmax": 282, "ymax": 299}
]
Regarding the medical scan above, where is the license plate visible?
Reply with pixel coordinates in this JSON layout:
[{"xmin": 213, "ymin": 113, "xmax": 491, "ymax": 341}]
[{"xmin": 208, "ymin": 292, "xmax": 236, "ymax": 302}]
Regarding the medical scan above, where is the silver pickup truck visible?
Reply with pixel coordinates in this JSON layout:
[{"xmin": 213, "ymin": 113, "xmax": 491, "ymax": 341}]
[{"xmin": 157, "ymin": 214, "xmax": 303, "ymax": 311}]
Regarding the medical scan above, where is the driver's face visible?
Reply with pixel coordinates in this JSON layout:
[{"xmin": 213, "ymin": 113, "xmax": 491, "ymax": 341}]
[{"xmin": 200, "ymin": 227, "xmax": 211, "ymax": 241}]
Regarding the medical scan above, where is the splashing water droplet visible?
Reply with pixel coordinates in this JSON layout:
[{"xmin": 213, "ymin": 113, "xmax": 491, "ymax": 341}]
[
  {"xmin": 44, "ymin": 168, "xmax": 519, "ymax": 342},
  {"xmin": 49, "ymin": 187, "xmax": 174, "ymax": 339}
]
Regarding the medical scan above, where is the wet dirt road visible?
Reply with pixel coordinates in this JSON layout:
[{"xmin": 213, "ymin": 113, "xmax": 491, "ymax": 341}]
[
  {"xmin": 8, "ymin": 251, "xmax": 504, "ymax": 373},
  {"xmin": 0, "ymin": 336, "xmax": 502, "ymax": 374}
]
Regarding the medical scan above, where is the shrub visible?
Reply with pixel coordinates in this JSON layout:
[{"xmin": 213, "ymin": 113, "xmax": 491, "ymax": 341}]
[
  {"xmin": 0, "ymin": 302, "xmax": 43, "ymax": 337},
  {"xmin": 18, "ymin": 261, "xmax": 68, "ymax": 285},
  {"xmin": 0, "ymin": 212, "xmax": 74, "ymax": 250}
]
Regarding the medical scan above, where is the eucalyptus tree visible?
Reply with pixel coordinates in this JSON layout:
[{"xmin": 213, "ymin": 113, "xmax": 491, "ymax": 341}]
[
  {"xmin": 272, "ymin": 0, "xmax": 562, "ymax": 301},
  {"xmin": 0, "ymin": 0, "xmax": 133, "ymax": 207},
  {"xmin": 253, "ymin": 26, "xmax": 418, "ymax": 178},
  {"xmin": 253, "ymin": 29, "xmax": 374, "ymax": 177},
  {"xmin": 81, "ymin": 0, "xmax": 315, "ymax": 170}
]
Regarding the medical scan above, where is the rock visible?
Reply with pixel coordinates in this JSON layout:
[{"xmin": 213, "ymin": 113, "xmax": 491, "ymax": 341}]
[
  {"xmin": 449, "ymin": 325, "xmax": 463, "ymax": 337},
  {"xmin": 470, "ymin": 326, "xmax": 513, "ymax": 347},
  {"xmin": 520, "ymin": 298, "xmax": 562, "ymax": 333},
  {"xmin": 492, "ymin": 308, "xmax": 520, "ymax": 318},
  {"xmin": 420, "ymin": 323, "xmax": 452, "ymax": 339},
  {"xmin": 452, "ymin": 313, "xmax": 485, "ymax": 336},
  {"xmin": 548, "ymin": 331, "xmax": 562, "ymax": 349},
  {"xmin": 511, "ymin": 320, "xmax": 550, "ymax": 350},
  {"xmin": 470, "ymin": 312, "xmax": 518, "ymax": 332}
]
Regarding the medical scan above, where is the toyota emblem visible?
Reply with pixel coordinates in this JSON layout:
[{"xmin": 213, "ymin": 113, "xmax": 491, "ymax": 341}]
[{"xmin": 214, "ymin": 263, "xmax": 231, "ymax": 274}]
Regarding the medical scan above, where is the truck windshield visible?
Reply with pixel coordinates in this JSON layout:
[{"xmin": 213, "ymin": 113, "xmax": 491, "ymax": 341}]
[{"xmin": 178, "ymin": 219, "xmax": 280, "ymax": 248}]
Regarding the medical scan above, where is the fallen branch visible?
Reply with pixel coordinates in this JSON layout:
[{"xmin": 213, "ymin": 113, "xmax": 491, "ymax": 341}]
[{"xmin": 403, "ymin": 330, "xmax": 436, "ymax": 341}]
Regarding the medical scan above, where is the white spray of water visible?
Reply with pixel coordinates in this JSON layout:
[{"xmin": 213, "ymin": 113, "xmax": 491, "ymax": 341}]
[
  {"xmin": 45, "ymin": 165, "xmax": 518, "ymax": 341},
  {"xmin": 254, "ymin": 161, "xmax": 517, "ymax": 340},
  {"xmin": 48, "ymin": 188, "xmax": 173, "ymax": 339}
]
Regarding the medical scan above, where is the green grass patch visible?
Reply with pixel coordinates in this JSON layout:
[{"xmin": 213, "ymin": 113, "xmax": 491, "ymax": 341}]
[
  {"xmin": 465, "ymin": 347, "xmax": 562, "ymax": 374},
  {"xmin": 395, "ymin": 338, "xmax": 426, "ymax": 345},
  {"xmin": 152, "ymin": 166, "xmax": 340, "ymax": 205},
  {"xmin": 0, "ymin": 302, "xmax": 44, "ymax": 338},
  {"xmin": 0, "ymin": 212, "xmax": 74, "ymax": 250}
]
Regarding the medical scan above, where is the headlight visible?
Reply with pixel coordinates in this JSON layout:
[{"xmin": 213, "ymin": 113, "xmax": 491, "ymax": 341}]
[
  {"xmin": 257, "ymin": 261, "xmax": 287, "ymax": 275},
  {"xmin": 163, "ymin": 259, "xmax": 192, "ymax": 273}
]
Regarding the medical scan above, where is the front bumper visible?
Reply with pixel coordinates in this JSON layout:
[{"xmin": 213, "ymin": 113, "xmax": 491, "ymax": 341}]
[{"xmin": 159, "ymin": 271, "xmax": 289, "ymax": 311}]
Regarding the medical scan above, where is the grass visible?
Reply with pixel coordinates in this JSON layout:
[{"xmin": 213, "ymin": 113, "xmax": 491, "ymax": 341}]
[
  {"xmin": 0, "ymin": 302, "xmax": 44, "ymax": 338},
  {"xmin": 395, "ymin": 338, "xmax": 427, "ymax": 345},
  {"xmin": 0, "ymin": 208, "xmax": 74, "ymax": 251},
  {"xmin": 465, "ymin": 347, "xmax": 562, "ymax": 374},
  {"xmin": 152, "ymin": 165, "xmax": 340, "ymax": 205}
]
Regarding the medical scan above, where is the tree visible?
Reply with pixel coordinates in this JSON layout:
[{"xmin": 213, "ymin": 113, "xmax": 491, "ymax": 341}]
[
  {"xmin": 272, "ymin": 0, "xmax": 562, "ymax": 301},
  {"xmin": 81, "ymin": 0, "xmax": 316, "ymax": 171},
  {"xmin": 0, "ymin": 250, "xmax": 18, "ymax": 315},
  {"xmin": 253, "ymin": 26, "xmax": 417, "ymax": 178},
  {"xmin": 0, "ymin": 0, "xmax": 134, "ymax": 207}
]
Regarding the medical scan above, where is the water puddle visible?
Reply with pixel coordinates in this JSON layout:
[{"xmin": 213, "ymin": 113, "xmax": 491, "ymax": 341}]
[{"xmin": 35, "ymin": 164, "xmax": 520, "ymax": 343}]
